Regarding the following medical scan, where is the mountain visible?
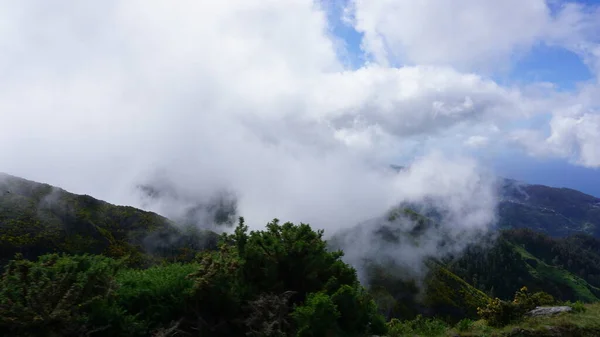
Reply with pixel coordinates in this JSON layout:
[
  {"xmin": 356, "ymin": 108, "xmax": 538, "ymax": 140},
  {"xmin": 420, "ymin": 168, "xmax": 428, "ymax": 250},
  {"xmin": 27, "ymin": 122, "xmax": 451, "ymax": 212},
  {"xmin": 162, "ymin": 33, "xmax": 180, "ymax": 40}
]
[
  {"xmin": 449, "ymin": 228, "xmax": 600, "ymax": 303},
  {"xmin": 499, "ymin": 178, "xmax": 600, "ymax": 238},
  {"xmin": 330, "ymin": 205, "xmax": 600, "ymax": 322},
  {"xmin": 2, "ymin": 173, "xmax": 600, "ymax": 307},
  {"xmin": 0, "ymin": 173, "xmax": 218, "ymax": 266},
  {"xmin": 2, "ymin": 172, "xmax": 600, "ymax": 336},
  {"xmin": 386, "ymin": 165, "xmax": 600, "ymax": 238}
]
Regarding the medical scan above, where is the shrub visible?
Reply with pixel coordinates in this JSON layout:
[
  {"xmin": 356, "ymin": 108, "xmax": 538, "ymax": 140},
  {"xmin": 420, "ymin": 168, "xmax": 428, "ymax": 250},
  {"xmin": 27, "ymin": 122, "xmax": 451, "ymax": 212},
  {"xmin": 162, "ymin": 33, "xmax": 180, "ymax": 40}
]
[
  {"xmin": 477, "ymin": 297, "xmax": 521, "ymax": 327},
  {"xmin": 0, "ymin": 253, "xmax": 123, "ymax": 336},
  {"xmin": 182, "ymin": 217, "xmax": 387, "ymax": 337},
  {"xmin": 330, "ymin": 284, "xmax": 387, "ymax": 336},
  {"xmin": 477, "ymin": 287, "xmax": 556, "ymax": 327},
  {"xmin": 115, "ymin": 262, "xmax": 198, "ymax": 331},
  {"xmin": 387, "ymin": 315, "xmax": 447, "ymax": 337},
  {"xmin": 530, "ymin": 291, "xmax": 555, "ymax": 307},
  {"xmin": 513, "ymin": 286, "xmax": 554, "ymax": 310},
  {"xmin": 456, "ymin": 318, "xmax": 474, "ymax": 332},
  {"xmin": 292, "ymin": 292, "xmax": 340, "ymax": 337},
  {"xmin": 244, "ymin": 291, "xmax": 296, "ymax": 337},
  {"xmin": 571, "ymin": 300, "xmax": 586, "ymax": 313}
]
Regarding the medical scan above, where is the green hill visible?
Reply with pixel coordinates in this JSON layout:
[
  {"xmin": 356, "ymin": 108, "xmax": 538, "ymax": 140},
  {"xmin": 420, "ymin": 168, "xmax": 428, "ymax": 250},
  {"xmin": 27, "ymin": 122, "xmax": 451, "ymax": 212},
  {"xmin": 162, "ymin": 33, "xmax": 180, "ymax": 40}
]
[
  {"xmin": 0, "ymin": 173, "xmax": 217, "ymax": 266},
  {"xmin": 1, "ymin": 173, "xmax": 600, "ymax": 336},
  {"xmin": 448, "ymin": 229, "xmax": 600, "ymax": 303},
  {"xmin": 331, "ymin": 205, "xmax": 600, "ymax": 322}
]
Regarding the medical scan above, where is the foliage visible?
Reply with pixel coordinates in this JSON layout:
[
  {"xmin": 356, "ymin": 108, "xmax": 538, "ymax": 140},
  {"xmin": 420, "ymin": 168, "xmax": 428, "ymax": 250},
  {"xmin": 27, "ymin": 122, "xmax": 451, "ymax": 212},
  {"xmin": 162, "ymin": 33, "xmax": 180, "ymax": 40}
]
[
  {"xmin": 455, "ymin": 318, "xmax": 474, "ymax": 332},
  {"xmin": 477, "ymin": 297, "xmax": 520, "ymax": 328},
  {"xmin": 449, "ymin": 230, "xmax": 600, "ymax": 303},
  {"xmin": 292, "ymin": 292, "xmax": 340, "ymax": 337},
  {"xmin": 2, "ymin": 175, "xmax": 600, "ymax": 336},
  {"xmin": 0, "ymin": 174, "xmax": 216, "ymax": 268},
  {"xmin": 181, "ymin": 217, "xmax": 386, "ymax": 336},
  {"xmin": 363, "ymin": 260, "xmax": 490, "ymax": 323},
  {"xmin": 465, "ymin": 302, "xmax": 600, "ymax": 337},
  {"xmin": 568, "ymin": 300, "xmax": 587, "ymax": 313},
  {"xmin": 244, "ymin": 291, "xmax": 296, "ymax": 337},
  {"xmin": 0, "ymin": 253, "xmax": 122, "ymax": 337},
  {"xmin": 477, "ymin": 287, "xmax": 556, "ymax": 327},
  {"xmin": 424, "ymin": 264, "xmax": 490, "ymax": 321},
  {"xmin": 386, "ymin": 315, "xmax": 448, "ymax": 337},
  {"xmin": 115, "ymin": 263, "xmax": 198, "ymax": 331},
  {"xmin": 186, "ymin": 242, "xmax": 249, "ymax": 335}
]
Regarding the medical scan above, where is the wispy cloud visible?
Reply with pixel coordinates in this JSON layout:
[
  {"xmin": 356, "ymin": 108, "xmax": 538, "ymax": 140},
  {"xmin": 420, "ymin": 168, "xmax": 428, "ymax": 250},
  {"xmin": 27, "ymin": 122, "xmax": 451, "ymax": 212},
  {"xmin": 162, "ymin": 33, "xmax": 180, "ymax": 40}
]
[{"xmin": 0, "ymin": 0, "xmax": 598, "ymax": 243}]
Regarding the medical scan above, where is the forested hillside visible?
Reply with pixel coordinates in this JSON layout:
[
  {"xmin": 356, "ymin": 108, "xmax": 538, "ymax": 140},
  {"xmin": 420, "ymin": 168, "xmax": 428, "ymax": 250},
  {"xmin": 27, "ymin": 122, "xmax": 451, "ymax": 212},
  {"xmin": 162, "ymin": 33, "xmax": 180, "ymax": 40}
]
[
  {"xmin": 0, "ymin": 173, "xmax": 218, "ymax": 267},
  {"xmin": 449, "ymin": 229, "xmax": 600, "ymax": 302},
  {"xmin": 1, "ymin": 173, "xmax": 600, "ymax": 336}
]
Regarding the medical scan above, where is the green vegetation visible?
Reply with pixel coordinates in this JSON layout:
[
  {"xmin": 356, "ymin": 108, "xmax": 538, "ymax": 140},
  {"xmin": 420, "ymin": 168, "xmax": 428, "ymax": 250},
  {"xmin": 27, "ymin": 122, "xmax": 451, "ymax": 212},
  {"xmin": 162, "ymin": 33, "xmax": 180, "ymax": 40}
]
[
  {"xmin": 476, "ymin": 287, "xmax": 556, "ymax": 327},
  {"xmin": 464, "ymin": 302, "xmax": 600, "ymax": 337},
  {"xmin": 0, "ymin": 174, "xmax": 219, "ymax": 267},
  {"xmin": 0, "ymin": 253, "xmax": 126, "ymax": 337},
  {"xmin": 1, "ymin": 174, "xmax": 600, "ymax": 336},
  {"xmin": 449, "ymin": 230, "xmax": 600, "ymax": 303},
  {"xmin": 115, "ymin": 262, "xmax": 199, "ymax": 331},
  {"xmin": 0, "ymin": 218, "xmax": 387, "ymax": 336},
  {"xmin": 387, "ymin": 315, "xmax": 448, "ymax": 337},
  {"xmin": 381, "ymin": 303, "xmax": 600, "ymax": 336}
]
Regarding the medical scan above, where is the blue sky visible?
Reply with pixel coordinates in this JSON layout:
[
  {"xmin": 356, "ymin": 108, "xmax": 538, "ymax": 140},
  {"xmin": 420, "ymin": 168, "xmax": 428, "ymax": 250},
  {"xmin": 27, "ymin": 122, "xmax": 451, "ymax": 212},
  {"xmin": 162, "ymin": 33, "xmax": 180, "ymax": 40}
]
[{"xmin": 324, "ymin": 0, "xmax": 600, "ymax": 196}]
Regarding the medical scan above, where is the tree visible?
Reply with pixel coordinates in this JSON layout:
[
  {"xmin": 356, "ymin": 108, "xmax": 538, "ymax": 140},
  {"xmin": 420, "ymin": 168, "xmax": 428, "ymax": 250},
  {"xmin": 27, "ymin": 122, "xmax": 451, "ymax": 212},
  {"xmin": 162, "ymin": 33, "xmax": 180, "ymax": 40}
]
[
  {"xmin": 292, "ymin": 292, "xmax": 340, "ymax": 337},
  {"xmin": 184, "ymin": 217, "xmax": 386, "ymax": 336}
]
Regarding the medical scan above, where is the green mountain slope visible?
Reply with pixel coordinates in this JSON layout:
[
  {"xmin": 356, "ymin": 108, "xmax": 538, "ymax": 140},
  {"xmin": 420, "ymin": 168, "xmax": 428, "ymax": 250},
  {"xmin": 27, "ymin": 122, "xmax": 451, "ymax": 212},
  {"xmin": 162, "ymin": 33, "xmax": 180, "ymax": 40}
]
[
  {"xmin": 449, "ymin": 229, "xmax": 600, "ymax": 303},
  {"xmin": 332, "ymin": 204, "xmax": 600, "ymax": 322},
  {"xmin": 366, "ymin": 260, "xmax": 490, "ymax": 322},
  {"xmin": 2, "ymin": 173, "xmax": 600, "ymax": 323},
  {"xmin": 0, "ymin": 173, "xmax": 217, "ymax": 266}
]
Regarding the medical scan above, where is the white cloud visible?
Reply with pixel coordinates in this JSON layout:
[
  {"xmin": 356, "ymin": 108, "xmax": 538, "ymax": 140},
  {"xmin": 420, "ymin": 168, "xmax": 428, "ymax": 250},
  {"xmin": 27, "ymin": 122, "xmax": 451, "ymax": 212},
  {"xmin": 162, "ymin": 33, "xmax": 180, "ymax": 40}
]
[
  {"xmin": 343, "ymin": 0, "xmax": 600, "ymax": 167},
  {"xmin": 0, "ymin": 0, "xmax": 501, "ymax": 237},
  {"xmin": 1, "ymin": 0, "xmax": 599, "ymax": 280},
  {"xmin": 512, "ymin": 108, "xmax": 600, "ymax": 168},
  {"xmin": 346, "ymin": 0, "xmax": 600, "ymax": 73},
  {"xmin": 310, "ymin": 65, "xmax": 528, "ymax": 140},
  {"xmin": 545, "ymin": 2, "xmax": 600, "ymax": 75},
  {"xmin": 346, "ymin": 0, "xmax": 550, "ymax": 69},
  {"xmin": 465, "ymin": 136, "xmax": 490, "ymax": 148}
]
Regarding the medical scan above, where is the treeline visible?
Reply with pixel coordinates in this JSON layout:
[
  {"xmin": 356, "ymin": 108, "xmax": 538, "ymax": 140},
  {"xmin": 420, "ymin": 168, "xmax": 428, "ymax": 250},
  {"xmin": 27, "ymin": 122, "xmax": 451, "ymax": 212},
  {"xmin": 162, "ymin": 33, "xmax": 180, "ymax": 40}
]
[{"xmin": 449, "ymin": 229, "xmax": 600, "ymax": 302}]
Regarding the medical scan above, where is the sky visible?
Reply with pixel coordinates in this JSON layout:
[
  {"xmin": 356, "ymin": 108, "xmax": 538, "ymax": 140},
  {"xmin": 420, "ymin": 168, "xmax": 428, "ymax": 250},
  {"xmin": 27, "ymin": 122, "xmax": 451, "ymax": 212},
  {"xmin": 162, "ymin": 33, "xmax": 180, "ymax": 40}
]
[{"xmin": 1, "ymin": 0, "xmax": 600, "ymax": 235}]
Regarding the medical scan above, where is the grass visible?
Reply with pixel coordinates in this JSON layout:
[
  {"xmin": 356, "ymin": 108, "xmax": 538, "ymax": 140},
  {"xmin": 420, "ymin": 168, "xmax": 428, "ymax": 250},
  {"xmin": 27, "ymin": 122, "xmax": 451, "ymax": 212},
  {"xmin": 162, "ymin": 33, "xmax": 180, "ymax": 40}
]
[
  {"xmin": 536, "ymin": 263, "xmax": 599, "ymax": 302},
  {"xmin": 383, "ymin": 303, "xmax": 600, "ymax": 336},
  {"xmin": 445, "ymin": 303, "xmax": 600, "ymax": 337}
]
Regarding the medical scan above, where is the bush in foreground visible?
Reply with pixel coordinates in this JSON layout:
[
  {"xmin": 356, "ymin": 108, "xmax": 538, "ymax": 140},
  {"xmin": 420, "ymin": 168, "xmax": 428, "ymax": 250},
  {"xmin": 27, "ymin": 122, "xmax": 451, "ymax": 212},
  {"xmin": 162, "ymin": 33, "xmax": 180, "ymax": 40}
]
[
  {"xmin": 477, "ymin": 286, "xmax": 555, "ymax": 327},
  {"xmin": 387, "ymin": 315, "xmax": 448, "ymax": 337},
  {"xmin": 0, "ymin": 253, "xmax": 123, "ymax": 337}
]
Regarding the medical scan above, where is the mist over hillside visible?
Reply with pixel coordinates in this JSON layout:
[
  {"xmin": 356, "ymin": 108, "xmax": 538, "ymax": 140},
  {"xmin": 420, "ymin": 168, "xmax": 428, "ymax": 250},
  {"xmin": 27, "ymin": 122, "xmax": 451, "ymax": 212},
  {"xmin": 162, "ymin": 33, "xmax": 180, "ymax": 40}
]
[
  {"xmin": 2, "ymin": 1, "xmax": 600, "ymax": 335},
  {"xmin": 3, "ymin": 170, "xmax": 599, "ymax": 284},
  {"xmin": 3, "ymin": 171, "xmax": 600, "ymax": 335}
]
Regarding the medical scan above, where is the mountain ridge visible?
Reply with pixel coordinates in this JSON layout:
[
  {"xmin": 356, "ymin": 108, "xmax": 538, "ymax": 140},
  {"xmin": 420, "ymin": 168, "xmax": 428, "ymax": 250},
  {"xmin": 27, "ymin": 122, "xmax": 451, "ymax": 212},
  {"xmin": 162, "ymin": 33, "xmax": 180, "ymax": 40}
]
[
  {"xmin": 2, "ymin": 173, "xmax": 600, "ymax": 303},
  {"xmin": 0, "ymin": 172, "xmax": 218, "ymax": 267},
  {"xmin": 499, "ymin": 178, "xmax": 600, "ymax": 237}
]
